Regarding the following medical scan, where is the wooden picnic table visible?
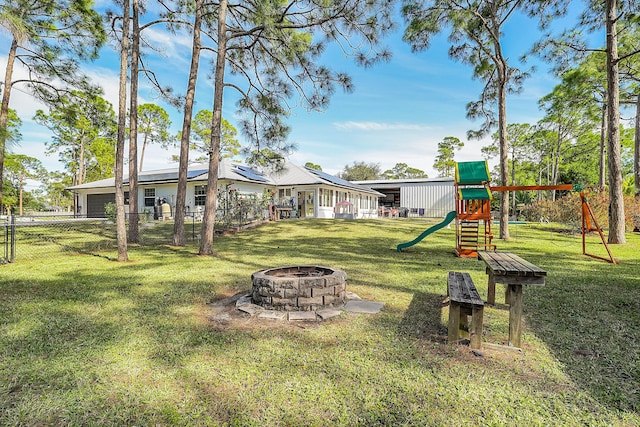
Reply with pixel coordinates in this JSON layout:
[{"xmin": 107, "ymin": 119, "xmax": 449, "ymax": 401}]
[
  {"xmin": 477, "ymin": 251, "xmax": 546, "ymax": 348},
  {"xmin": 274, "ymin": 206, "xmax": 293, "ymax": 220}
]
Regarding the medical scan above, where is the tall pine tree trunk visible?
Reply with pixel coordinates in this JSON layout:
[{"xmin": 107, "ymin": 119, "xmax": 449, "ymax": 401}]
[
  {"xmin": 139, "ymin": 134, "xmax": 148, "ymax": 173},
  {"xmin": 0, "ymin": 38, "xmax": 18, "ymax": 212},
  {"xmin": 606, "ymin": 0, "xmax": 626, "ymax": 244},
  {"xmin": 128, "ymin": 0, "xmax": 140, "ymax": 244},
  {"xmin": 600, "ymin": 103, "xmax": 607, "ymax": 189},
  {"xmin": 510, "ymin": 150, "xmax": 516, "ymax": 217},
  {"xmin": 78, "ymin": 132, "xmax": 86, "ymax": 185},
  {"xmin": 199, "ymin": 0, "xmax": 227, "ymax": 255},
  {"xmin": 552, "ymin": 123, "xmax": 561, "ymax": 202},
  {"xmin": 173, "ymin": 0, "xmax": 203, "ymax": 246},
  {"xmin": 18, "ymin": 174, "xmax": 23, "ymax": 215},
  {"xmin": 497, "ymin": 67, "xmax": 509, "ymax": 240},
  {"xmin": 115, "ymin": 0, "xmax": 130, "ymax": 261},
  {"xmin": 634, "ymin": 93, "xmax": 640, "ymax": 197}
]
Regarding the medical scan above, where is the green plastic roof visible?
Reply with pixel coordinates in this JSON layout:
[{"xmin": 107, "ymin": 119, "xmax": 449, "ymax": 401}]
[
  {"xmin": 459, "ymin": 187, "xmax": 492, "ymax": 201},
  {"xmin": 455, "ymin": 161, "xmax": 490, "ymax": 185}
]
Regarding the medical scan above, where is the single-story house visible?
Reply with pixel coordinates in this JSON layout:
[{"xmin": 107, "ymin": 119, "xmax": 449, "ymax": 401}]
[
  {"xmin": 353, "ymin": 177, "xmax": 455, "ymax": 218},
  {"xmin": 68, "ymin": 160, "xmax": 383, "ymax": 219}
]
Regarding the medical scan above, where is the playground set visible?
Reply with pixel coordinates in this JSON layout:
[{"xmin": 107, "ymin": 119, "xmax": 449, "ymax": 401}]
[{"xmin": 397, "ymin": 160, "xmax": 617, "ymax": 264}]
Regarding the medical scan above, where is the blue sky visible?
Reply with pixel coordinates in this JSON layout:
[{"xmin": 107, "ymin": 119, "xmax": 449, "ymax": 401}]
[{"xmin": 2, "ymin": 1, "xmax": 596, "ymax": 186}]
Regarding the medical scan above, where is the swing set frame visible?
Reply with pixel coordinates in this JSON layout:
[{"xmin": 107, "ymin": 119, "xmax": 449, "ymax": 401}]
[{"xmin": 490, "ymin": 184, "xmax": 618, "ymax": 264}]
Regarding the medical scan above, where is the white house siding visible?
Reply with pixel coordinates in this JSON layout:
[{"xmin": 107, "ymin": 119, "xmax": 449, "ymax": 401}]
[
  {"xmin": 223, "ymin": 181, "xmax": 274, "ymax": 196},
  {"xmin": 138, "ymin": 183, "xmax": 179, "ymax": 209},
  {"xmin": 76, "ymin": 181, "xmax": 274, "ymax": 218},
  {"xmin": 127, "ymin": 182, "xmax": 374, "ymax": 220},
  {"xmin": 313, "ymin": 186, "xmax": 379, "ymax": 219},
  {"xmin": 70, "ymin": 161, "xmax": 383, "ymax": 219},
  {"xmin": 400, "ymin": 181, "xmax": 455, "ymax": 217},
  {"xmin": 157, "ymin": 180, "xmax": 273, "ymax": 218}
]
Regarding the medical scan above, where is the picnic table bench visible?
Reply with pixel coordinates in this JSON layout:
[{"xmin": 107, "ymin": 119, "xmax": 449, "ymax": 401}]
[
  {"xmin": 478, "ymin": 251, "xmax": 546, "ymax": 348},
  {"xmin": 447, "ymin": 271, "xmax": 484, "ymax": 349}
]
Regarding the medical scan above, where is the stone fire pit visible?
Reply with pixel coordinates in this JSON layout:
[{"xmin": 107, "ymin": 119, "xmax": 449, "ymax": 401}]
[{"xmin": 251, "ymin": 265, "xmax": 347, "ymax": 311}]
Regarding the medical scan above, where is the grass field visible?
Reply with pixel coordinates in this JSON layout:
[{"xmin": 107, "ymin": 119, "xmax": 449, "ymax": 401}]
[{"xmin": 1, "ymin": 218, "xmax": 639, "ymax": 426}]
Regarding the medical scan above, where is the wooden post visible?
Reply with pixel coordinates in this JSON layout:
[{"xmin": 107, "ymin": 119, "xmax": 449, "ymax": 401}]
[
  {"xmin": 487, "ymin": 269, "xmax": 496, "ymax": 305},
  {"xmin": 459, "ymin": 307, "xmax": 470, "ymax": 332},
  {"xmin": 470, "ymin": 306, "xmax": 484, "ymax": 349},
  {"xmin": 448, "ymin": 303, "xmax": 460, "ymax": 345},
  {"xmin": 581, "ymin": 192, "xmax": 618, "ymax": 264},
  {"xmin": 508, "ymin": 285, "xmax": 523, "ymax": 348}
]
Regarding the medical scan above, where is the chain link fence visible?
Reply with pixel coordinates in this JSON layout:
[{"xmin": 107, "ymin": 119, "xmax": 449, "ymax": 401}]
[{"xmin": 1, "ymin": 198, "xmax": 270, "ymax": 262}]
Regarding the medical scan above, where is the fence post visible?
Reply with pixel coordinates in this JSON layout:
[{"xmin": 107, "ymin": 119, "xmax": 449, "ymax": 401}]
[
  {"xmin": 3, "ymin": 217, "xmax": 7, "ymax": 263},
  {"xmin": 9, "ymin": 214, "xmax": 15, "ymax": 262}
]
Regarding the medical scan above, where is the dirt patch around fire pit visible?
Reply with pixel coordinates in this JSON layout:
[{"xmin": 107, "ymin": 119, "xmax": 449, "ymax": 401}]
[{"xmin": 206, "ymin": 290, "xmax": 384, "ymax": 331}]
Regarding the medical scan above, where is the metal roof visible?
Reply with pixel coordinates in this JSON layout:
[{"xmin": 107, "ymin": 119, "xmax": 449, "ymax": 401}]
[
  {"xmin": 353, "ymin": 177, "xmax": 454, "ymax": 185},
  {"xmin": 136, "ymin": 169, "xmax": 207, "ymax": 184},
  {"xmin": 68, "ymin": 160, "xmax": 382, "ymax": 196},
  {"xmin": 68, "ymin": 161, "xmax": 273, "ymax": 190},
  {"xmin": 233, "ymin": 164, "xmax": 270, "ymax": 183},
  {"xmin": 268, "ymin": 163, "xmax": 382, "ymax": 195}
]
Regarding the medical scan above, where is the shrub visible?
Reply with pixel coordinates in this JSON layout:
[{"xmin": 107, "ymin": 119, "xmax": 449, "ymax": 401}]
[
  {"xmin": 104, "ymin": 202, "xmax": 116, "ymax": 222},
  {"xmin": 520, "ymin": 188, "xmax": 640, "ymax": 232}
]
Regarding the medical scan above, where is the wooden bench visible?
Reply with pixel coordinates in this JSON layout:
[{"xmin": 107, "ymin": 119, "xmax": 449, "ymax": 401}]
[{"xmin": 447, "ymin": 272, "xmax": 484, "ymax": 349}]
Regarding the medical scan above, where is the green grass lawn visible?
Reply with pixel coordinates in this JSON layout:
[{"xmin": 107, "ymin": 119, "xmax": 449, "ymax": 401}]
[{"xmin": 1, "ymin": 219, "xmax": 639, "ymax": 426}]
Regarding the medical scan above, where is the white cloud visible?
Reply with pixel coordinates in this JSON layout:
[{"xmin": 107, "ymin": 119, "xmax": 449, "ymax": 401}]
[
  {"xmin": 142, "ymin": 27, "xmax": 193, "ymax": 65},
  {"xmin": 84, "ymin": 65, "xmax": 121, "ymax": 107},
  {"xmin": 289, "ymin": 125, "xmax": 496, "ymax": 179},
  {"xmin": 0, "ymin": 55, "xmax": 49, "ymax": 117}
]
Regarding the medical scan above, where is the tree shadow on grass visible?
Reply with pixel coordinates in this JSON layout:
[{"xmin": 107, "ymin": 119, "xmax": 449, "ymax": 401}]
[
  {"xmin": 525, "ymin": 271, "xmax": 640, "ymax": 414},
  {"xmin": 397, "ymin": 291, "xmax": 448, "ymax": 344}
]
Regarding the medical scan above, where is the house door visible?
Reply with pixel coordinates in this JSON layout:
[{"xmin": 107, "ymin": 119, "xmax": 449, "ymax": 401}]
[{"xmin": 297, "ymin": 191, "xmax": 314, "ymax": 218}]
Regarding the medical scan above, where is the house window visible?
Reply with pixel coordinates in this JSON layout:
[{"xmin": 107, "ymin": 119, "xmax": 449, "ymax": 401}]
[
  {"xmin": 319, "ymin": 189, "xmax": 333, "ymax": 207},
  {"xmin": 124, "ymin": 191, "xmax": 130, "ymax": 205},
  {"xmin": 278, "ymin": 188, "xmax": 292, "ymax": 200},
  {"xmin": 195, "ymin": 185, "xmax": 206, "ymax": 206},
  {"xmin": 144, "ymin": 188, "xmax": 155, "ymax": 207}
]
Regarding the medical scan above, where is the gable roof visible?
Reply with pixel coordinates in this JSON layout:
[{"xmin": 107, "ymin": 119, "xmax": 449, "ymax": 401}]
[
  {"xmin": 68, "ymin": 160, "xmax": 381, "ymax": 196},
  {"xmin": 67, "ymin": 160, "xmax": 276, "ymax": 191},
  {"xmin": 269, "ymin": 163, "xmax": 382, "ymax": 195}
]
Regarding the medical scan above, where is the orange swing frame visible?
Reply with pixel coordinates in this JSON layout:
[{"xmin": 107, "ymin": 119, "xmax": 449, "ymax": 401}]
[{"xmin": 490, "ymin": 185, "xmax": 618, "ymax": 264}]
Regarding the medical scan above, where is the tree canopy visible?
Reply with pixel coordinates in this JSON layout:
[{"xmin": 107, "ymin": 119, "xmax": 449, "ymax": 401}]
[
  {"xmin": 174, "ymin": 110, "xmax": 240, "ymax": 164},
  {"xmin": 382, "ymin": 163, "xmax": 428, "ymax": 179},
  {"xmin": 0, "ymin": 0, "xmax": 106, "ymax": 208},
  {"xmin": 304, "ymin": 162, "xmax": 323, "ymax": 171},
  {"xmin": 34, "ymin": 91, "xmax": 116, "ymax": 188},
  {"xmin": 3, "ymin": 153, "xmax": 45, "ymax": 214},
  {"xmin": 433, "ymin": 137, "xmax": 463, "ymax": 177},
  {"xmin": 339, "ymin": 161, "xmax": 382, "ymax": 181},
  {"xmin": 34, "ymin": 91, "xmax": 116, "ymax": 185},
  {"xmin": 138, "ymin": 103, "xmax": 172, "ymax": 171}
]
